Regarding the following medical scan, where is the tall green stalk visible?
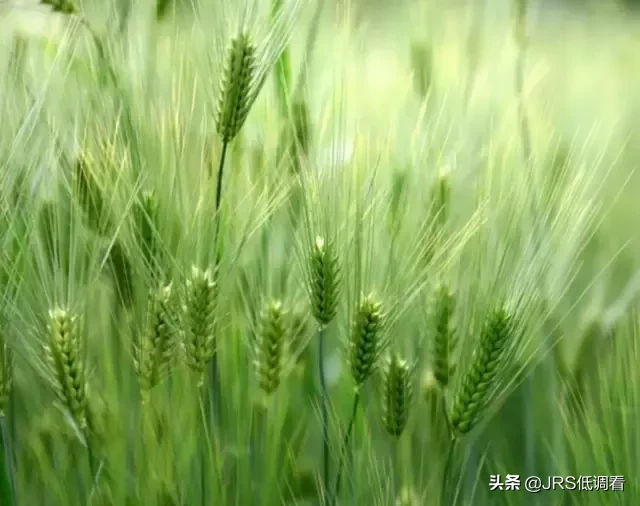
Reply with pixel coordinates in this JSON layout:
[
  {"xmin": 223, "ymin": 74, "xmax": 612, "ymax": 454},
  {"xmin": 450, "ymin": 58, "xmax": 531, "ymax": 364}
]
[
  {"xmin": 0, "ymin": 416, "xmax": 15, "ymax": 506},
  {"xmin": 318, "ymin": 326, "xmax": 329, "ymax": 498},
  {"xmin": 440, "ymin": 438, "xmax": 457, "ymax": 506},
  {"xmin": 208, "ymin": 140, "xmax": 230, "ymax": 427},
  {"xmin": 307, "ymin": 236, "xmax": 341, "ymax": 501},
  {"xmin": 198, "ymin": 390, "xmax": 209, "ymax": 506},
  {"xmin": 331, "ymin": 391, "xmax": 360, "ymax": 506},
  {"xmin": 85, "ymin": 432, "xmax": 98, "ymax": 503}
]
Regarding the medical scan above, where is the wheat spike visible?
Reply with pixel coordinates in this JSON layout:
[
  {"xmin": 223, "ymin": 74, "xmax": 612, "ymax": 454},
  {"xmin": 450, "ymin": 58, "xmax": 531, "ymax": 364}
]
[
  {"xmin": 183, "ymin": 266, "xmax": 217, "ymax": 386},
  {"xmin": 382, "ymin": 353, "xmax": 412, "ymax": 437},
  {"xmin": 309, "ymin": 236, "xmax": 341, "ymax": 327},
  {"xmin": 134, "ymin": 284, "xmax": 175, "ymax": 401},
  {"xmin": 349, "ymin": 295, "xmax": 384, "ymax": 387},
  {"xmin": 215, "ymin": 31, "xmax": 257, "ymax": 144},
  {"xmin": 45, "ymin": 308, "xmax": 88, "ymax": 429},
  {"xmin": 255, "ymin": 300, "xmax": 287, "ymax": 395},
  {"xmin": 433, "ymin": 284, "xmax": 456, "ymax": 388},
  {"xmin": 450, "ymin": 307, "xmax": 513, "ymax": 437}
]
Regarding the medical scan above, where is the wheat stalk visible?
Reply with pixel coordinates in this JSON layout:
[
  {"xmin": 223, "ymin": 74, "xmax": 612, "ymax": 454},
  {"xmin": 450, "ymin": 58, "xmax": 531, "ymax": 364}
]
[
  {"xmin": 439, "ymin": 307, "xmax": 514, "ymax": 504},
  {"xmin": 206, "ymin": 0, "xmax": 303, "ymax": 441},
  {"xmin": 332, "ymin": 294, "xmax": 385, "ymax": 505},
  {"xmin": 0, "ymin": 322, "xmax": 15, "ymax": 506},
  {"xmin": 182, "ymin": 266, "xmax": 218, "ymax": 506},
  {"xmin": 307, "ymin": 234, "xmax": 341, "ymax": 495},
  {"xmin": 208, "ymin": 29, "xmax": 258, "ymax": 428},
  {"xmin": 0, "ymin": 328, "xmax": 12, "ymax": 418}
]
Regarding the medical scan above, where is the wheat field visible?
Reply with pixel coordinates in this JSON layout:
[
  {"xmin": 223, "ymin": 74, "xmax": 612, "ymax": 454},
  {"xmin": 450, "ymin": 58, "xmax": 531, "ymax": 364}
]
[{"xmin": 0, "ymin": 0, "xmax": 638, "ymax": 505}]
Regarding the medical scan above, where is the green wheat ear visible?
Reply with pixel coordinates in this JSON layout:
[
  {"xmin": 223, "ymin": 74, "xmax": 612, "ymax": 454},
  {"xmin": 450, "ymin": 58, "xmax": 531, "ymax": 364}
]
[
  {"xmin": 349, "ymin": 295, "xmax": 384, "ymax": 387},
  {"xmin": 45, "ymin": 308, "xmax": 88, "ymax": 429},
  {"xmin": 309, "ymin": 236, "xmax": 341, "ymax": 327},
  {"xmin": 0, "ymin": 325, "xmax": 13, "ymax": 416},
  {"xmin": 183, "ymin": 266, "xmax": 217, "ymax": 387},
  {"xmin": 134, "ymin": 283, "xmax": 175, "ymax": 402},
  {"xmin": 450, "ymin": 307, "xmax": 514, "ymax": 438},
  {"xmin": 382, "ymin": 353, "xmax": 413, "ymax": 437},
  {"xmin": 433, "ymin": 284, "xmax": 456, "ymax": 388},
  {"xmin": 216, "ymin": 31, "xmax": 257, "ymax": 144},
  {"xmin": 255, "ymin": 300, "xmax": 287, "ymax": 395}
]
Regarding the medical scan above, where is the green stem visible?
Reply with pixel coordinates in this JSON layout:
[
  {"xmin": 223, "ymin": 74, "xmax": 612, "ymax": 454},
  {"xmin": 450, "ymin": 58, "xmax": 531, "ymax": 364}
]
[
  {"xmin": 198, "ymin": 389, "xmax": 222, "ymax": 505},
  {"xmin": 85, "ymin": 431, "xmax": 97, "ymax": 505},
  {"xmin": 198, "ymin": 390, "xmax": 207, "ymax": 506},
  {"xmin": 441, "ymin": 391, "xmax": 452, "ymax": 437},
  {"xmin": 208, "ymin": 140, "xmax": 229, "ymax": 429},
  {"xmin": 391, "ymin": 438, "xmax": 399, "ymax": 503},
  {"xmin": 213, "ymin": 141, "xmax": 230, "ymax": 259},
  {"xmin": 318, "ymin": 326, "xmax": 329, "ymax": 500},
  {"xmin": 261, "ymin": 406, "xmax": 268, "ymax": 506},
  {"xmin": 139, "ymin": 402, "xmax": 149, "ymax": 499},
  {"xmin": 332, "ymin": 391, "xmax": 360, "ymax": 506},
  {"xmin": 441, "ymin": 438, "xmax": 457, "ymax": 506},
  {"xmin": 0, "ymin": 416, "xmax": 15, "ymax": 506},
  {"xmin": 261, "ymin": 397, "xmax": 274, "ymax": 504}
]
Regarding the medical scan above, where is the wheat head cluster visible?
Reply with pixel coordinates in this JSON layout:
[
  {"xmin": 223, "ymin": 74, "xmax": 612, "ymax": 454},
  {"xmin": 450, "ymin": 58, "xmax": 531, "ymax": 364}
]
[{"xmin": 0, "ymin": 0, "xmax": 637, "ymax": 505}]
